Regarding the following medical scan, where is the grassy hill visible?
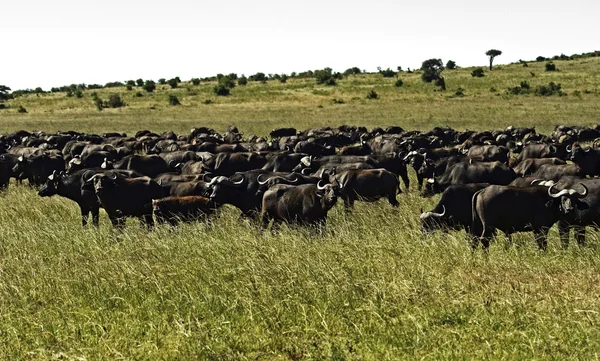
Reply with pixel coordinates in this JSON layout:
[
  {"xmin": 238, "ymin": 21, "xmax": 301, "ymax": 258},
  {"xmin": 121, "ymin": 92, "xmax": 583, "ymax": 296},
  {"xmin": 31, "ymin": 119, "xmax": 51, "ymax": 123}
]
[
  {"xmin": 2, "ymin": 57, "xmax": 600, "ymax": 135},
  {"xmin": 2, "ymin": 57, "xmax": 600, "ymax": 359}
]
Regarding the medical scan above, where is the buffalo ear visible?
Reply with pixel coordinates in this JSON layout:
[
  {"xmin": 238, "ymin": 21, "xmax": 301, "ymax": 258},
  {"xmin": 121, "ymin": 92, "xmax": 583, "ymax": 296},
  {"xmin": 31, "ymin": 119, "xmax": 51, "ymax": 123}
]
[
  {"xmin": 315, "ymin": 191, "xmax": 323, "ymax": 199},
  {"xmin": 576, "ymin": 200, "xmax": 590, "ymax": 210}
]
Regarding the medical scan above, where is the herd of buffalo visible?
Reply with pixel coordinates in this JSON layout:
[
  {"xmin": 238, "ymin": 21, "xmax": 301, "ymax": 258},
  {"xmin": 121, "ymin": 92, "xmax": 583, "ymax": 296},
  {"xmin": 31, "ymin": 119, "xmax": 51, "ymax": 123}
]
[{"xmin": 1, "ymin": 124, "xmax": 600, "ymax": 250}]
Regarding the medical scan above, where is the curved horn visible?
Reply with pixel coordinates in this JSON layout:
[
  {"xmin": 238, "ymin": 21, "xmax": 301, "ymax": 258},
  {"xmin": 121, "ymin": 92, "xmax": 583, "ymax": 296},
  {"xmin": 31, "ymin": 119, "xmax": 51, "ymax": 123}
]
[
  {"xmin": 584, "ymin": 147, "xmax": 591, "ymax": 153},
  {"xmin": 256, "ymin": 173, "xmax": 270, "ymax": 185},
  {"xmin": 84, "ymin": 174, "xmax": 98, "ymax": 183},
  {"xmin": 417, "ymin": 148, "xmax": 427, "ymax": 155},
  {"xmin": 317, "ymin": 179, "xmax": 327, "ymax": 190},
  {"xmin": 549, "ymin": 145, "xmax": 557, "ymax": 154},
  {"xmin": 432, "ymin": 205, "xmax": 446, "ymax": 217},
  {"xmin": 231, "ymin": 174, "xmax": 245, "ymax": 185},
  {"xmin": 108, "ymin": 172, "xmax": 118, "ymax": 180},
  {"xmin": 287, "ymin": 173, "xmax": 299, "ymax": 183},
  {"xmin": 577, "ymin": 183, "xmax": 588, "ymax": 198},
  {"xmin": 301, "ymin": 168, "xmax": 311, "ymax": 175},
  {"xmin": 548, "ymin": 184, "xmax": 570, "ymax": 198},
  {"xmin": 566, "ymin": 144, "xmax": 572, "ymax": 153},
  {"xmin": 530, "ymin": 178, "xmax": 545, "ymax": 186}
]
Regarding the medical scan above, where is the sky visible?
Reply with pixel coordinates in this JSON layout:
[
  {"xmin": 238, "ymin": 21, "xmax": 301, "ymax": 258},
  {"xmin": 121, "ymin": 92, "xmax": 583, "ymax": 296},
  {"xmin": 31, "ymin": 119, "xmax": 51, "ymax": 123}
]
[{"xmin": 3, "ymin": 0, "xmax": 599, "ymax": 91}]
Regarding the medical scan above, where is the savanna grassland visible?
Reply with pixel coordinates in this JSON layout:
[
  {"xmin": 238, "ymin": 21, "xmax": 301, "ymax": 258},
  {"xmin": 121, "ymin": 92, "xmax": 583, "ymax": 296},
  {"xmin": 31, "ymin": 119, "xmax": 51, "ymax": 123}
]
[{"xmin": 1, "ymin": 57, "xmax": 600, "ymax": 360}]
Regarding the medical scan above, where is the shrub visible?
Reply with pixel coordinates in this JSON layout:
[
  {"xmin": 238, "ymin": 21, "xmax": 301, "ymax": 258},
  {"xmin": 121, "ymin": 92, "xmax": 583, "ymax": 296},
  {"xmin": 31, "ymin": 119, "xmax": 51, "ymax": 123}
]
[
  {"xmin": 75, "ymin": 89, "xmax": 84, "ymax": 98},
  {"xmin": 238, "ymin": 76, "xmax": 248, "ymax": 86},
  {"xmin": 490, "ymin": 87, "xmax": 497, "ymax": 92},
  {"xmin": 394, "ymin": 79, "xmax": 404, "ymax": 87},
  {"xmin": 191, "ymin": 78, "xmax": 201, "ymax": 86},
  {"xmin": 280, "ymin": 74, "xmax": 288, "ymax": 83},
  {"xmin": 545, "ymin": 62, "xmax": 557, "ymax": 71},
  {"xmin": 213, "ymin": 84, "xmax": 230, "ymax": 96},
  {"xmin": 136, "ymin": 79, "xmax": 144, "ymax": 87},
  {"xmin": 471, "ymin": 67, "xmax": 485, "ymax": 77},
  {"xmin": 380, "ymin": 68, "xmax": 396, "ymax": 78},
  {"xmin": 520, "ymin": 81, "xmax": 530, "ymax": 89},
  {"xmin": 315, "ymin": 68, "xmax": 336, "ymax": 86},
  {"xmin": 343, "ymin": 67, "xmax": 361, "ymax": 76},
  {"xmin": 203, "ymin": 99, "xmax": 214, "ymax": 104},
  {"xmin": 536, "ymin": 56, "xmax": 546, "ymax": 62},
  {"xmin": 167, "ymin": 78, "xmax": 178, "ymax": 89},
  {"xmin": 249, "ymin": 72, "xmax": 267, "ymax": 83},
  {"xmin": 366, "ymin": 90, "xmax": 379, "ymax": 99},
  {"xmin": 168, "ymin": 95, "xmax": 181, "ymax": 106},
  {"xmin": 94, "ymin": 98, "xmax": 103, "ymax": 111},
  {"xmin": 218, "ymin": 76, "xmax": 236, "ymax": 89},
  {"xmin": 534, "ymin": 82, "xmax": 564, "ymax": 96},
  {"xmin": 88, "ymin": 84, "xmax": 102, "ymax": 90},
  {"xmin": 66, "ymin": 91, "xmax": 73, "ymax": 97},
  {"xmin": 446, "ymin": 60, "xmax": 457, "ymax": 70},
  {"xmin": 135, "ymin": 91, "xmax": 143, "ymax": 97},
  {"xmin": 106, "ymin": 94, "xmax": 126, "ymax": 108},
  {"xmin": 17, "ymin": 105, "xmax": 27, "ymax": 113},
  {"xmin": 143, "ymin": 80, "xmax": 156, "ymax": 93},
  {"xmin": 126, "ymin": 85, "xmax": 133, "ymax": 91},
  {"xmin": 332, "ymin": 98, "xmax": 345, "ymax": 104},
  {"xmin": 158, "ymin": 78, "xmax": 166, "ymax": 85},
  {"xmin": 104, "ymin": 81, "xmax": 124, "ymax": 88},
  {"xmin": 90, "ymin": 92, "xmax": 99, "ymax": 101},
  {"xmin": 455, "ymin": 88, "xmax": 465, "ymax": 97}
]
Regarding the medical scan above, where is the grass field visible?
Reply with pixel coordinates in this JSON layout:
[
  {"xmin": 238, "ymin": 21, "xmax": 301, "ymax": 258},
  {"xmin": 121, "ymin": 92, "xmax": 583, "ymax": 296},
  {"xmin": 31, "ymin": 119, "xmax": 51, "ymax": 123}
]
[{"xmin": 2, "ymin": 57, "xmax": 600, "ymax": 360}]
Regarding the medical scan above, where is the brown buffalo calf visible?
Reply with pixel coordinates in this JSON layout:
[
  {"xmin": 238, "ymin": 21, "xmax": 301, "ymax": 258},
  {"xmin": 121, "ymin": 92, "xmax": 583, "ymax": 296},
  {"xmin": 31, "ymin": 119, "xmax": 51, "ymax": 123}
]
[{"xmin": 152, "ymin": 196, "xmax": 218, "ymax": 226}]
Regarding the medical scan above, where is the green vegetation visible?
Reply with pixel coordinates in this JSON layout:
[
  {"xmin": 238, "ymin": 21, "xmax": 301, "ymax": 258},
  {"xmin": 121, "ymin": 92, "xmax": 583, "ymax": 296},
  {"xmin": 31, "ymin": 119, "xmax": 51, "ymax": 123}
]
[
  {"xmin": 486, "ymin": 49, "xmax": 502, "ymax": 71},
  {"xmin": 1, "ymin": 55, "xmax": 600, "ymax": 359}
]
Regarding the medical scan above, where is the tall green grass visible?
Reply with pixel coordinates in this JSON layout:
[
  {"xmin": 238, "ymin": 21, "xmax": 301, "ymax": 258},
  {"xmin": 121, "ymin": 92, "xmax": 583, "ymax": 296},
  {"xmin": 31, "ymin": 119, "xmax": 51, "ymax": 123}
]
[{"xmin": 1, "ymin": 177, "xmax": 600, "ymax": 359}]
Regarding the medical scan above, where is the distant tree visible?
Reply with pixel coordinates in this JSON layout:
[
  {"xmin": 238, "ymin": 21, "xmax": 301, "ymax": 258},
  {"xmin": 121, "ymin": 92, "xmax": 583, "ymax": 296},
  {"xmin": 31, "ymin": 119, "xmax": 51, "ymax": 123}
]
[
  {"xmin": 74, "ymin": 89, "xmax": 84, "ymax": 98},
  {"xmin": 394, "ymin": 79, "xmax": 404, "ymax": 87},
  {"xmin": 158, "ymin": 78, "xmax": 167, "ymax": 85},
  {"xmin": 191, "ymin": 78, "xmax": 201, "ymax": 86},
  {"xmin": 315, "ymin": 67, "xmax": 336, "ymax": 85},
  {"xmin": 343, "ymin": 67, "xmax": 362, "ymax": 76},
  {"xmin": 167, "ymin": 78, "xmax": 178, "ymax": 89},
  {"xmin": 135, "ymin": 79, "xmax": 144, "ymax": 87},
  {"xmin": 0, "ymin": 85, "xmax": 12, "ymax": 101},
  {"xmin": 143, "ymin": 80, "xmax": 156, "ymax": 93},
  {"xmin": 536, "ymin": 56, "xmax": 546, "ymax": 62},
  {"xmin": 379, "ymin": 68, "xmax": 397, "ymax": 78},
  {"xmin": 238, "ymin": 75, "xmax": 248, "ymax": 86},
  {"xmin": 126, "ymin": 80, "xmax": 136, "ymax": 87},
  {"xmin": 420, "ymin": 58, "xmax": 445, "ymax": 90},
  {"xmin": 446, "ymin": 60, "xmax": 457, "ymax": 70},
  {"xmin": 280, "ymin": 74, "xmax": 288, "ymax": 83},
  {"xmin": 249, "ymin": 72, "xmax": 267, "ymax": 83},
  {"xmin": 397, "ymin": 66, "xmax": 403, "ymax": 72},
  {"xmin": 174, "ymin": 77, "xmax": 181, "ymax": 83},
  {"xmin": 17, "ymin": 105, "xmax": 27, "ymax": 113},
  {"xmin": 486, "ymin": 49, "xmax": 502, "ymax": 71}
]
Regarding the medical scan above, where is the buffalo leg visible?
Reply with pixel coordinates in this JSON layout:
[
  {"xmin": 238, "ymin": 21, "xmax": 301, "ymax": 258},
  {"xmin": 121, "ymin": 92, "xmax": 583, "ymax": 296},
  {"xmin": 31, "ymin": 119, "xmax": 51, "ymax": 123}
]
[
  {"xmin": 575, "ymin": 226, "xmax": 586, "ymax": 246},
  {"xmin": 343, "ymin": 196, "xmax": 354, "ymax": 210},
  {"xmin": 557, "ymin": 221, "xmax": 570, "ymax": 248},
  {"xmin": 400, "ymin": 173, "xmax": 409, "ymax": 192},
  {"xmin": 80, "ymin": 207, "xmax": 90, "ymax": 227},
  {"xmin": 388, "ymin": 194, "xmax": 399, "ymax": 207},
  {"xmin": 417, "ymin": 175, "xmax": 424, "ymax": 191},
  {"xmin": 141, "ymin": 215, "xmax": 154, "ymax": 230},
  {"xmin": 534, "ymin": 229, "xmax": 549, "ymax": 251},
  {"xmin": 91, "ymin": 206, "xmax": 99, "ymax": 226}
]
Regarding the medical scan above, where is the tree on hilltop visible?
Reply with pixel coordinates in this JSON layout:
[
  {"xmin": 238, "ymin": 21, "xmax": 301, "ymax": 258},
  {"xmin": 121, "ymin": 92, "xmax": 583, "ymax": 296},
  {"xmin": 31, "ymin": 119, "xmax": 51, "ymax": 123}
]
[{"xmin": 486, "ymin": 49, "xmax": 502, "ymax": 71}]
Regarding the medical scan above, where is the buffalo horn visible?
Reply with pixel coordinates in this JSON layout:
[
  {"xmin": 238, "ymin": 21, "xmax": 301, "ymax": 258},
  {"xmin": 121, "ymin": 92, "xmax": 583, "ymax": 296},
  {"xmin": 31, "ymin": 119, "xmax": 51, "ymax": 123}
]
[
  {"xmin": 231, "ymin": 174, "xmax": 245, "ymax": 186},
  {"xmin": 432, "ymin": 205, "xmax": 446, "ymax": 217},
  {"xmin": 566, "ymin": 144, "xmax": 572, "ymax": 153},
  {"xmin": 108, "ymin": 173, "xmax": 118, "ymax": 180},
  {"xmin": 256, "ymin": 173, "xmax": 270, "ymax": 185},
  {"xmin": 317, "ymin": 180, "xmax": 328, "ymax": 190},
  {"xmin": 577, "ymin": 183, "xmax": 588, "ymax": 198},
  {"xmin": 548, "ymin": 184, "xmax": 570, "ymax": 198}
]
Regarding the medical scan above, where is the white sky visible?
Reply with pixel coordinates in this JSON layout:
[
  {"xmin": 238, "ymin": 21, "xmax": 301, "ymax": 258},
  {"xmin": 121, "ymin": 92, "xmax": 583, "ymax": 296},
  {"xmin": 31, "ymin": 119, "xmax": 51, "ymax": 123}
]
[{"xmin": 3, "ymin": 0, "xmax": 599, "ymax": 90}]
